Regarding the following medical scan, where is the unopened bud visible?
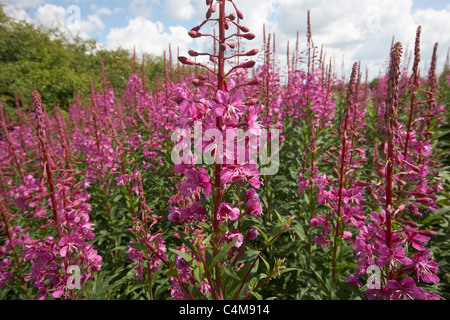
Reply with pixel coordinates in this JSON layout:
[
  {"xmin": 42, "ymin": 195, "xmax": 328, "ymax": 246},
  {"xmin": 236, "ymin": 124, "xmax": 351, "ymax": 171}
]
[
  {"xmin": 206, "ymin": 0, "xmax": 212, "ymax": 5},
  {"xmin": 228, "ymin": 13, "xmax": 236, "ymax": 20},
  {"xmin": 236, "ymin": 9, "xmax": 244, "ymax": 19},
  {"xmin": 240, "ymin": 60, "xmax": 256, "ymax": 69},
  {"xmin": 404, "ymin": 220, "xmax": 419, "ymax": 228},
  {"xmin": 239, "ymin": 25, "xmax": 250, "ymax": 32},
  {"xmin": 188, "ymin": 50, "xmax": 199, "ymax": 57},
  {"xmin": 178, "ymin": 56, "xmax": 195, "ymax": 65},
  {"xmin": 419, "ymin": 230, "xmax": 437, "ymax": 237},
  {"xmin": 192, "ymin": 79, "xmax": 204, "ymax": 87},
  {"xmin": 198, "ymin": 74, "xmax": 206, "ymax": 81},
  {"xmin": 246, "ymin": 49, "xmax": 259, "ymax": 56},
  {"xmin": 242, "ymin": 33, "xmax": 255, "ymax": 40},
  {"xmin": 219, "ymin": 43, "xmax": 227, "ymax": 52},
  {"xmin": 188, "ymin": 30, "xmax": 201, "ymax": 38},
  {"xmin": 245, "ymin": 98, "xmax": 258, "ymax": 106},
  {"xmin": 247, "ymin": 78, "xmax": 261, "ymax": 85}
]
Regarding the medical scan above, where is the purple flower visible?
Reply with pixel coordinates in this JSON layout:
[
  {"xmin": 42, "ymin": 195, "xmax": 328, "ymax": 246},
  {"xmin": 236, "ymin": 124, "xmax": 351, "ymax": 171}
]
[
  {"xmin": 244, "ymin": 228, "xmax": 259, "ymax": 241},
  {"xmin": 402, "ymin": 230, "xmax": 430, "ymax": 251},
  {"xmin": 180, "ymin": 167, "xmax": 212, "ymax": 198},
  {"xmin": 387, "ymin": 277, "xmax": 426, "ymax": 300},
  {"xmin": 412, "ymin": 249, "xmax": 440, "ymax": 283},
  {"xmin": 377, "ymin": 245, "xmax": 412, "ymax": 269},
  {"xmin": 244, "ymin": 188, "xmax": 263, "ymax": 217},
  {"xmin": 218, "ymin": 203, "xmax": 240, "ymax": 221}
]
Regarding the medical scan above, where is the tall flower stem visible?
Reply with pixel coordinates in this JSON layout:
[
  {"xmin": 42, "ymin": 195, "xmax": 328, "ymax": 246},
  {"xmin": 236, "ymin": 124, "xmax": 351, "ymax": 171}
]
[
  {"xmin": 384, "ymin": 43, "xmax": 402, "ymax": 256},
  {"xmin": 34, "ymin": 90, "xmax": 63, "ymax": 240},
  {"xmin": 331, "ymin": 62, "xmax": 358, "ymax": 282}
]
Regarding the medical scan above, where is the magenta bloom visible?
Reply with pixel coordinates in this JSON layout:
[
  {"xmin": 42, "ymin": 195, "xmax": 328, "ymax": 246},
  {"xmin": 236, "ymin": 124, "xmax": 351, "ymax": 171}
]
[
  {"xmin": 180, "ymin": 167, "xmax": 212, "ymax": 198},
  {"xmin": 244, "ymin": 228, "xmax": 259, "ymax": 241},
  {"xmin": 387, "ymin": 277, "xmax": 426, "ymax": 300},
  {"xmin": 221, "ymin": 163, "xmax": 261, "ymax": 188},
  {"xmin": 58, "ymin": 233, "xmax": 83, "ymax": 257},
  {"xmin": 210, "ymin": 89, "xmax": 247, "ymax": 123},
  {"xmin": 412, "ymin": 249, "xmax": 440, "ymax": 283},
  {"xmin": 218, "ymin": 203, "xmax": 240, "ymax": 221},
  {"xmin": 244, "ymin": 188, "xmax": 263, "ymax": 217},
  {"xmin": 402, "ymin": 230, "xmax": 430, "ymax": 251},
  {"xmin": 377, "ymin": 245, "xmax": 412, "ymax": 269}
]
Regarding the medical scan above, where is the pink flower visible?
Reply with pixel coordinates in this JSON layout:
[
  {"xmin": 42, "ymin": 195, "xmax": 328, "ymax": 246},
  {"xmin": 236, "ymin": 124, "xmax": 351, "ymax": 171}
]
[
  {"xmin": 377, "ymin": 245, "xmax": 412, "ymax": 269},
  {"xmin": 244, "ymin": 188, "xmax": 263, "ymax": 217},
  {"xmin": 218, "ymin": 203, "xmax": 240, "ymax": 221},
  {"xmin": 314, "ymin": 236, "xmax": 330, "ymax": 248},
  {"xmin": 222, "ymin": 230, "xmax": 244, "ymax": 248},
  {"xmin": 402, "ymin": 230, "xmax": 430, "ymax": 251},
  {"xmin": 387, "ymin": 277, "xmax": 425, "ymax": 300},
  {"xmin": 412, "ymin": 249, "xmax": 440, "ymax": 283},
  {"xmin": 180, "ymin": 167, "xmax": 212, "ymax": 198},
  {"xmin": 210, "ymin": 89, "xmax": 247, "ymax": 123},
  {"xmin": 58, "ymin": 233, "xmax": 84, "ymax": 257},
  {"xmin": 244, "ymin": 228, "xmax": 259, "ymax": 241},
  {"xmin": 221, "ymin": 163, "xmax": 261, "ymax": 188}
]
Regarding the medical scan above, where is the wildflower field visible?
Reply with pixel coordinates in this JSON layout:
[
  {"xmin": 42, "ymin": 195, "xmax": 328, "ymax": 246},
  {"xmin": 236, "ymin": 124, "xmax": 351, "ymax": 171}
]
[{"xmin": 0, "ymin": 0, "xmax": 449, "ymax": 301}]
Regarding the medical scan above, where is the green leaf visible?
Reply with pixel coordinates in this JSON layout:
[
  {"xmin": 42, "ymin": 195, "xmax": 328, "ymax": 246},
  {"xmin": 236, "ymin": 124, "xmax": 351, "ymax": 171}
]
[
  {"xmin": 169, "ymin": 248, "xmax": 193, "ymax": 265},
  {"xmin": 128, "ymin": 242, "xmax": 147, "ymax": 251},
  {"xmin": 208, "ymin": 238, "xmax": 238, "ymax": 270}
]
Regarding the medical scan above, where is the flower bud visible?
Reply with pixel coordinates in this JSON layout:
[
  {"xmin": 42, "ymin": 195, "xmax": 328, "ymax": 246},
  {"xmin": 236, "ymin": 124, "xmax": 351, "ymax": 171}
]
[
  {"xmin": 178, "ymin": 56, "xmax": 195, "ymax": 65},
  {"xmin": 188, "ymin": 30, "xmax": 201, "ymax": 38},
  {"xmin": 236, "ymin": 9, "xmax": 244, "ymax": 19},
  {"xmin": 247, "ymin": 78, "xmax": 261, "ymax": 85},
  {"xmin": 219, "ymin": 43, "xmax": 227, "ymax": 52},
  {"xmin": 419, "ymin": 230, "xmax": 437, "ymax": 237},
  {"xmin": 227, "ymin": 42, "xmax": 236, "ymax": 49},
  {"xmin": 239, "ymin": 25, "xmax": 250, "ymax": 32},
  {"xmin": 188, "ymin": 50, "xmax": 199, "ymax": 57},
  {"xmin": 246, "ymin": 49, "xmax": 259, "ymax": 56},
  {"xmin": 240, "ymin": 60, "xmax": 256, "ymax": 69},
  {"xmin": 241, "ymin": 33, "xmax": 255, "ymax": 40},
  {"xmin": 228, "ymin": 13, "xmax": 236, "ymax": 20}
]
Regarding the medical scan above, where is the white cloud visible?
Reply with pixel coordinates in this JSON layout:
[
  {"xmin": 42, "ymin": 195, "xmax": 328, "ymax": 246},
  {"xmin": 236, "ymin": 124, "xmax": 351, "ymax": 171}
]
[
  {"xmin": 166, "ymin": 0, "xmax": 195, "ymax": 20},
  {"xmin": 96, "ymin": 7, "xmax": 112, "ymax": 16},
  {"xmin": 129, "ymin": 0, "xmax": 154, "ymax": 18},
  {"xmin": 106, "ymin": 16, "xmax": 192, "ymax": 57},
  {"xmin": 33, "ymin": 4, "xmax": 104, "ymax": 40},
  {"xmin": 2, "ymin": 4, "xmax": 31, "ymax": 22}
]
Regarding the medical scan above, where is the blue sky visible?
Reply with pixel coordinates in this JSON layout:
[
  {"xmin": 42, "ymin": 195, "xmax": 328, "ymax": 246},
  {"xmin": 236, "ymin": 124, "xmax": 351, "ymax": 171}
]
[{"xmin": 2, "ymin": 0, "xmax": 449, "ymax": 80}]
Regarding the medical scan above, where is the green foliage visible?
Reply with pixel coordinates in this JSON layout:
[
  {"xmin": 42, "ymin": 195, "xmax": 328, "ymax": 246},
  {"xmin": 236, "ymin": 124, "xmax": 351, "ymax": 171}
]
[{"xmin": 0, "ymin": 5, "xmax": 165, "ymax": 117}]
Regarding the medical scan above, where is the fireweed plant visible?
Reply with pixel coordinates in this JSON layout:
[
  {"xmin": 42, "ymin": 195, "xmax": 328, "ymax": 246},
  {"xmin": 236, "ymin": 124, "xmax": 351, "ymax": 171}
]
[{"xmin": 0, "ymin": 2, "xmax": 448, "ymax": 300}]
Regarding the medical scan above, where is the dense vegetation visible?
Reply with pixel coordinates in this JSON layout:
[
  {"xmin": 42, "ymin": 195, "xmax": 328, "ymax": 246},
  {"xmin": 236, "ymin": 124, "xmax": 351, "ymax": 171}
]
[{"xmin": 0, "ymin": 1, "xmax": 449, "ymax": 301}]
